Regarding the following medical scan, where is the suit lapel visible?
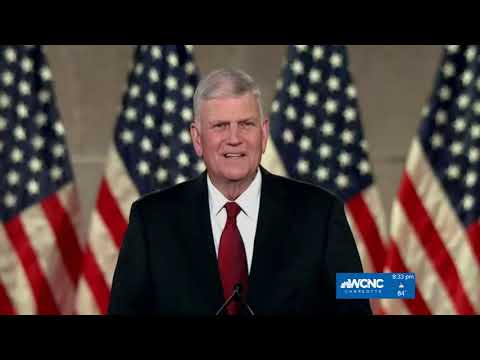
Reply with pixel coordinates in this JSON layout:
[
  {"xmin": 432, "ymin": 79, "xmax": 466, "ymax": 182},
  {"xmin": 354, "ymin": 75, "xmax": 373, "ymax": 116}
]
[
  {"xmin": 247, "ymin": 167, "xmax": 289, "ymax": 313},
  {"xmin": 183, "ymin": 172, "xmax": 225, "ymax": 312}
]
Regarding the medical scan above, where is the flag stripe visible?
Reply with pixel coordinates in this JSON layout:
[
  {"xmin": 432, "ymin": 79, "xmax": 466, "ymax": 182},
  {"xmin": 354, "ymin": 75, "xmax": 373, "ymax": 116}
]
[
  {"xmin": 4, "ymin": 216, "xmax": 59, "ymax": 314},
  {"xmin": 97, "ymin": 178, "xmax": 128, "ymax": 248},
  {"xmin": 0, "ymin": 225, "xmax": 36, "ymax": 314},
  {"xmin": 75, "ymin": 278, "xmax": 101, "ymax": 315},
  {"xmin": 369, "ymin": 299, "xmax": 388, "ymax": 316},
  {"xmin": 41, "ymin": 191, "xmax": 83, "ymax": 285},
  {"xmin": 80, "ymin": 246, "xmax": 110, "ymax": 314},
  {"xmin": 345, "ymin": 210, "xmax": 373, "ymax": 274},
  {"xmin": 346, "ymin": 191, "xmax": 385, "ymax": 272},
  {"xmin": 76, "ymin": 202, "xmax": 126, "ymax": 315},
  {"xmin": 56, "ymin": 183, "xmax": 84, "ymax": 249},
  {"xmin": 406, "ymin": 139, "xmax": 480, "ymax": 308},
  {"xmin": 385, "ymin": 242, "xmax": 431, "ymax": 315},
  {"xmin": 21, "ymin": 203, "xmax": 76, "ymax": 314},
  {"xmin": 105, "ymin": 147, "xmax": 139, "ymax": 220},
  {"xmin": 75, "ymin": 151, "xmax": 139, "ymax": 315},
  {"xmin": 362, "ymin": 185, "xmax": 388, "ymax": 243},
  {"xmin": 389, "ymin": 199, "xmax": 456, "ymax": 314},
  {"xmin": 88, "ymin": 211, "xmax": 122, "ymax": 288},
  {"xmin": 399, "ymin": 174, "xmax": 476, "ymax": 314},
  {"xmin": 78, "ymin": 189, "xmax": 123, "ymax": 315},
  {"xmin": 0, "ymin": 282, "xmax": 15, "ymax": 315},
  {"xmin": 467, "ymin": 221, "xmax": 480, "ymax": 266}
]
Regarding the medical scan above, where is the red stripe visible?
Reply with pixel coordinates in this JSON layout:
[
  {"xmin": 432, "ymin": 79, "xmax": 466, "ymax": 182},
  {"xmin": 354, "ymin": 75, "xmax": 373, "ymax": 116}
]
[
  {"xmin": 97, "ymin": 178, "xmax": 128, "ymax": 248},
  {"xmin": 466, "ymin": 221, "xmax": 480, "ymax": 266},
  {"xmin": 373, "ymin": 302, "xmax": 386, "ymax": 315},
  {"xmin": 82, "ymin": 246, "xmax": 110, "ymax": 314},
  {"xmin": 41, "ymin": 192, "xmax": 82, "ymax": 286},
  {"xmin": 4, "ymin": 217, "xmax": 59, "ymax": 314},
  {"xmin": 346, "ymin": 193, "xmax": 385, "ymax": 272},
  {"xmin": 385, "ymin": 241, "xmax": 431, "ymax": 315},
  {"xmin": 399, "ymin": 174, "xmax": 475, "ymax": 314},
  {"xmin": 369, "ymin": 299, "xmax": 385, "ymax": 316},
  {"xmin": 0, "ymin": 281, "xmax": 15, "ymax": 315}
]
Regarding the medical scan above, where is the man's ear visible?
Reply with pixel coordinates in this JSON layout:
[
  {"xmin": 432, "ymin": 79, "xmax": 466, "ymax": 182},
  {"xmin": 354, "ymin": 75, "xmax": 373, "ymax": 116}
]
[
  {"xmin": 261, "ymin": 117, "xmax": 269, "ymax": 154},
  {"xmin": 190, "ymin": 121, "xmax": 203, "ymax": 157}
]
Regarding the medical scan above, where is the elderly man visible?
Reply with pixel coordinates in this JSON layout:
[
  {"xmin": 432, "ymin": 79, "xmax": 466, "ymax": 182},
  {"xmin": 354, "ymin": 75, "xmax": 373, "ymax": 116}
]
[{"xmin": 108, "ymin": 68, "xmax": 372, "ymax": 316}]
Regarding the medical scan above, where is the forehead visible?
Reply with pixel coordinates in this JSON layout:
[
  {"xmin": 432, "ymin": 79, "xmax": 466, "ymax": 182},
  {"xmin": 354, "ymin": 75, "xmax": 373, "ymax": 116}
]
[{"xmin": 198, "ymin": 93, "xmax": 261, "ymax": 121}]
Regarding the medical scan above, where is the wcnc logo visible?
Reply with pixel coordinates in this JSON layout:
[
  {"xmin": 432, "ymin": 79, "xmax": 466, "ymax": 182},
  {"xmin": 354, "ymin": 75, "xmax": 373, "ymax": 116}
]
[
  {"xmin": 340, "ymin": 278, "xmax": 384, "ymax": 289},
  {"xmin": 336, "ymin": 273, "xmax": 416, "ymax": 299}
]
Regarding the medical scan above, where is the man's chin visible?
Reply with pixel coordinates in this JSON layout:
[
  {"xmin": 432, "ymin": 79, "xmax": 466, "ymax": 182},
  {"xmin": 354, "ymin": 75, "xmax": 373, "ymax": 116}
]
[{"xmin": 223, "ymin": 170, "xmax": 253, "ymax": 184}]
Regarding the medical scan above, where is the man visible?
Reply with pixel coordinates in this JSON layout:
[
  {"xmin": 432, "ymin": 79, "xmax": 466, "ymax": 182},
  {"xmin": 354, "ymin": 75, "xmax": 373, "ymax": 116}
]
[{"xmin": 108, "ymin": 68, "xmax": 372, "ymax": 315}]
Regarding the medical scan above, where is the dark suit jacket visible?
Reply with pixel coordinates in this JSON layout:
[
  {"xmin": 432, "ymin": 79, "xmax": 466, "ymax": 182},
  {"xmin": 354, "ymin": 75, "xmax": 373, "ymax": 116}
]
[{"xmin": 108, "ymin": 167, "xmax": 372, "ymax": 315}]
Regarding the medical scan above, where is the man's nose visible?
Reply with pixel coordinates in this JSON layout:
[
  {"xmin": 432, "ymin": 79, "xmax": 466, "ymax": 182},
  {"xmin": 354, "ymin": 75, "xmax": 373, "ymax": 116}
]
[{"xmin": 227, "ymin": 124, "xmax": 241, "ymax": 144}]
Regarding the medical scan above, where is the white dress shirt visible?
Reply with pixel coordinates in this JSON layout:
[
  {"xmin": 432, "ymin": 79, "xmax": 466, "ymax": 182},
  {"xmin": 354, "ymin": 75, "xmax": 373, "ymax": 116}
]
[{"xmin": 207, "ymin": 169, "xmax": 262, "ymax": 273}]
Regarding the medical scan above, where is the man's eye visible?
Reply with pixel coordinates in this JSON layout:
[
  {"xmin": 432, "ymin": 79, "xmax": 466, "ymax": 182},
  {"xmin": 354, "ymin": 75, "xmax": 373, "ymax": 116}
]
[{"xmin": 240, "ymin": 122, "xmax": 254, "ymax": 128}]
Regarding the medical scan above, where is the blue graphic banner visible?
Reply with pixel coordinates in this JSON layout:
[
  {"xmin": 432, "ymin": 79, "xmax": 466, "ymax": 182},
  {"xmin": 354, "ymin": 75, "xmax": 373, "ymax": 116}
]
[{"xmin": 336, "ymin": 273, "xmax": 416, "ymax": 299}]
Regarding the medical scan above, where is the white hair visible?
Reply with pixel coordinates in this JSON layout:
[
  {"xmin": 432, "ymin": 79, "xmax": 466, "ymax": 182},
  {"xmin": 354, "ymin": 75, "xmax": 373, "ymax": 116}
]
[{"xmin": 193, "ymin": 68, "xmax": 264, "ymax": 123}]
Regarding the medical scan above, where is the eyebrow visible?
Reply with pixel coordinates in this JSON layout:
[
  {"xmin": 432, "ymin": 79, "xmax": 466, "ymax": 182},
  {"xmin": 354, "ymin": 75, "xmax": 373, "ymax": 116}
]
[{"xmin": 209, "ymin": 117, "xmax": 257, "ymax": 124}]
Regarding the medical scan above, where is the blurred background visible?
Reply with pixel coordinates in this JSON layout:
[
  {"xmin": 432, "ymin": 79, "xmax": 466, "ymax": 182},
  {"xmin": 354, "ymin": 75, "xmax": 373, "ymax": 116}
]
[{"xmin": 45, "ymin": 45, "xmax": 443, "ymax": 225}]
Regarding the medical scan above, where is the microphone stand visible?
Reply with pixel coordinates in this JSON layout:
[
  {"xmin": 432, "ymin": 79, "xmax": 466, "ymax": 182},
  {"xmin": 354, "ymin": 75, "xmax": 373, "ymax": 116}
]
[
  {"xmin": 216, "ymin": 283, "xmax": 255, "ymax": 316},
  {"xmin": 239, "ymin": 299, "xmax": 255, "ymax": 316},
  {"xmin": 215, "ymin": 286, "xmax": 241, "ymax": 316}
]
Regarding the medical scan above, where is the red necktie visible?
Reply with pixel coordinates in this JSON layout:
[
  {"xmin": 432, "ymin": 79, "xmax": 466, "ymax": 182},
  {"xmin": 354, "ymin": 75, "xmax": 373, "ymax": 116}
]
[{"xmin": 218, "ymin": 202, "xmax": 248, "ymax": 315}]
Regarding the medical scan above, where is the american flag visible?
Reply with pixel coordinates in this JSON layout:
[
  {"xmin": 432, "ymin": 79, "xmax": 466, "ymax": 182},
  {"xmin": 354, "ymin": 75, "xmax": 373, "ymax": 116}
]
[
  {"xmin": 267, "ymin": 45, "xmax": 388, "ymax": 281},
  {"xmin": 75, "ymin": 45, "xmax": 203, "ymax": 314},
  {"xmin": 382, "ymin": 45, "xmax": 480, "ymax": 314},
  {"xmin": 0, "ymin": 45, "xmax": 83, "ymax": 314}
]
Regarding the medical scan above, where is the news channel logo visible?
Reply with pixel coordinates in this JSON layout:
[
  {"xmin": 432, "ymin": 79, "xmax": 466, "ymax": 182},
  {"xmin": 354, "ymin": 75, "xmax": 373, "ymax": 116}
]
[{"xmin": 336, "ymin": 273, "xmax": 416, "ymax": 299}]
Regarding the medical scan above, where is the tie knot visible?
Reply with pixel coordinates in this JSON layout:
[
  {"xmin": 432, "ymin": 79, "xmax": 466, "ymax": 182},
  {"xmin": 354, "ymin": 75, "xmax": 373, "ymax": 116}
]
[{"xmin": 225, "ymin": 202, "xmax": 241, "ymax": 220}]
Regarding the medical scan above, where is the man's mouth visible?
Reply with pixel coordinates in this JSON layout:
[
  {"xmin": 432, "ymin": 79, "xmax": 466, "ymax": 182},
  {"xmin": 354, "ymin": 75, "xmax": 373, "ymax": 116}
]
[{"xmin": 224, "ymin": 153, "xmax": 245, "ymax": 158}]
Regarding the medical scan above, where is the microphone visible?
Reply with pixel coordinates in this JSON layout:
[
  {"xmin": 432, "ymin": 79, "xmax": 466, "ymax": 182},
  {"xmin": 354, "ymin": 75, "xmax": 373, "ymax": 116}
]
[{"xmin": 215, "ymin": 283, "xmax": 255, "ymax": 316}]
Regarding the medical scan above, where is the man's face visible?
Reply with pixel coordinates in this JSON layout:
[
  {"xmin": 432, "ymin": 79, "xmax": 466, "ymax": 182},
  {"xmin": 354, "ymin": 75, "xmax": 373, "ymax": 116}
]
[{"xmin": 190, "ymin": 93, "xmax": 269, "ymax": 188}]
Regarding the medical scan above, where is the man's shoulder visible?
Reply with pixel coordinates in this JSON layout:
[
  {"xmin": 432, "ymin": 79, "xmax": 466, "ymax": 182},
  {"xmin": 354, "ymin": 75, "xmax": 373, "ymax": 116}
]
[
  {"xmin": 132, "ymin": 174, "xmax": 203, "ymax": 211},
  {"xmin": 263, "ymin": 168, "xmax": 339, "ymax": 201}
]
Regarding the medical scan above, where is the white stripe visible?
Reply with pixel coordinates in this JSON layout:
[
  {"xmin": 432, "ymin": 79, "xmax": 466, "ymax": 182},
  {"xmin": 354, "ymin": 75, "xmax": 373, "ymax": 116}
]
[
  {"xmin": 88, "ymin": 211, "xmax": 120, "ymax": 288},
  {"xmin": 390, "ymin": 199, "xmax": 456, "ymax": 314},
  {"xmin": 380, "ymin": 298, "xmax": 410, "ymax": 315},
  {"xmin": 56, "ymin": 183, "xmax": 86, "ymax": 250},
  {"xmin": 345, "ymin": 208, "xmax": 374, "ymax": 274},
  {"xmin": 20, "ymin": 204, "xmax": 76, "ymax": 314},
  {"xmin": 104, "ymin": 147, "xmax": 140, "ymax": 220},
  {"xmin": 75, "ymin": 277, "xmax": 101, "ymax": 315},
  {"xmin": 362, "ymin": 185, "xmax": 389, "ymax": 245},
  {"xmin": 260, "ymin": 135, "xmax": 288, "ymax": 177},
  {"xmin": 0, "ymin": 224, "xmax": 36, "ymax": 314},
  {"xmin": 345, "ymin": 185, "xmax": 388, "ymax": 274},
  {"xmin": 406, "ymin": 138, "xmax": 480, "ymax": 312}
]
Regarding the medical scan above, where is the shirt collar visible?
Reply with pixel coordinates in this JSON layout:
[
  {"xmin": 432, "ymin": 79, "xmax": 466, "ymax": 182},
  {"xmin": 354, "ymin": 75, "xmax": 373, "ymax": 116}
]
[{"xmin": 207, "ymin": 169, "xmax": 262, "ymax": 218}]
